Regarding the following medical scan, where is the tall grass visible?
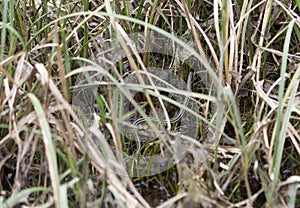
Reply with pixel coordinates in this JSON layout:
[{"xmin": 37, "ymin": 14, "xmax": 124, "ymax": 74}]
[{"xmin": 0, "ymin": 0, "xmax": 299, "ymax": 207}]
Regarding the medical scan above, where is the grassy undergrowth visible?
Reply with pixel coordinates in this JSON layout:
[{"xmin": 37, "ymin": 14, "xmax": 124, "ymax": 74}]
[{"xmin": 0, "ymin": 0, "xmax": 300, "ymax": 207}]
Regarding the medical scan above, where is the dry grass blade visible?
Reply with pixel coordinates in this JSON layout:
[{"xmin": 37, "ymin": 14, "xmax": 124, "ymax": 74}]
[
  {"xmin": 28, "ymin": 93, "xmax": 62, "ymax": 208},
  {"xmin": 1, "ymin": 187, "xmax": 50, "ymax": 208},
  {"xmin": 1, "ymin": 0, "xmax": 300, "ymax": 207}
]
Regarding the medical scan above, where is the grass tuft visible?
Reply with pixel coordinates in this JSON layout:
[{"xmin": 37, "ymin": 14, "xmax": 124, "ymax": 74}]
[{"xmin": 0, "ymin": 0, "xmax": 300, "ymax": 207}]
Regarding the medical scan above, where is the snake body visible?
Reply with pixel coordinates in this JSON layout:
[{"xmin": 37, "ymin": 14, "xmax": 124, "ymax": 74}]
[
  {"xmin": 132, "ymin": 72, "xmax": 193, "ymax": 128},
  {"xmin": 119, "ymin": 70, "xmax": 199, "ymax": 177}
]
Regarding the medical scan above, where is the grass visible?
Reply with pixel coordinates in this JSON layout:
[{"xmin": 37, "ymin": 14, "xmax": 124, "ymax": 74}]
[{"xmin": 0, "ymin": 0, "xmax": 300, "ymax": 207}]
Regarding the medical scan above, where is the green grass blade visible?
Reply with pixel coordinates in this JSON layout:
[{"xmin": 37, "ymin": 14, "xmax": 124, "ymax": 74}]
[{"xmin": 268, "ymin": 18, "xmax": 296, "ymax": 204}]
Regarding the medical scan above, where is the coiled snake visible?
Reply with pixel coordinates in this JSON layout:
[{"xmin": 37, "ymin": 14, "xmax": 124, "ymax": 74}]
[{"xmin": 117, "ymin": 68, "xmax": 199, "ymax": 176}]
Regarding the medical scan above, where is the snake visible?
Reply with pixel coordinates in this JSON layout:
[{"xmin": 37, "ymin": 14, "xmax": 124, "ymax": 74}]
[
  {"xmin": 120, "ymin": 71, "xmax": 194, "ymax": 148},
  {"xmin": 132, "ymin": 72, "xmax": 193, "ymax": 129},
  {"xmin": 119, "ymin": 70, "xmax": 200, "ymax": 177}
]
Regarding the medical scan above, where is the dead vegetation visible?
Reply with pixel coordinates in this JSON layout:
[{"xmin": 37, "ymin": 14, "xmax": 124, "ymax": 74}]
[{"xmin": 0, "ymin": 0, "xmax": 300, "ymax": 207}]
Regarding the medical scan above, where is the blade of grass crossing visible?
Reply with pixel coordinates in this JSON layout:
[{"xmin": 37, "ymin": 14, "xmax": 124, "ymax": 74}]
[
  {"xmin": 221, "ymin": 0, "xmax": 229, "ymax": 83},
  {"xmin": 60, "ymin": 27, "xmax": 71, "ymax": 101},
  {"xmin": 1, "ymin": 187, "xmax": 50, "ymax": 208},
  {"xmin": 28, "ymin": 93, "xmax": 66, "ymax": 208},
  {"xmin": 143, "ymin": 0, "xmax": 159, "ymax": 66},
  {"xmin": 81, "ymin": 0, "xmax": 89, "ymax": 60},
  {"xmin": 295, "ymin": 0, "xmax": 300, "ymax": 11},
  {"xmin": 223, "ymin": 86, "xmax": 252, "ymax": 205},
  {"xmin": 268, "ymin": 19, "xmax": 296, "ymax": 204},
  {"xmin": 0, "ymin": 0, "xmax": 8, "ymax": 62},
  {"xmin": 8, "ymin": 0, "xmax": 16, "ymax": 75},
  {"xmin": 288, "ymin": 183, "xmax": 298, "ymax": 208}
]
